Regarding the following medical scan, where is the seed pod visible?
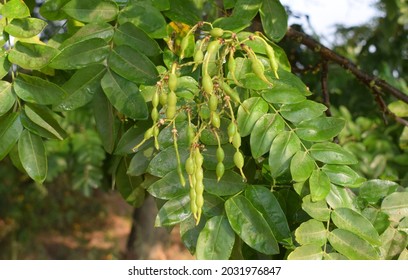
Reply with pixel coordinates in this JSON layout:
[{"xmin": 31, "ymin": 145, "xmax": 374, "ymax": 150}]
[
  {"xmin": 202, "ymin": 74, "xmax": 213, "ymax": 95},
  {"xmin": 220, "ymin": 81, "xmax": 241, "ymax": 104},
  {"xmin": 228, "ymin": 122, "xmax": 237, "ymax": 142},
  {"xmin": 166, "ymin": 106, "xmax": 176, "ymax": 119},
  {"xmin": 185, "ymin": 157, "xmax": 195, "ymax": 175},
  {"xmin": 151, "ymin": 107, "xmax": 159, "ymax": 122},
  {"xmin": 232, "ymin": 131, "xmax": 241, "ymax": 149},
  {"xmin": 167, "ymin": 90, "xmax": 177, "ymax": 106},
  {"xmin": 190, "ymin": 188, "xmax": 198, "ymax": 217},
  {"xmin": 265, "ymin": 44, "xmax": 279, "ymax": 79},
  {"xmin": 216, "ymin": 162, "xmax": 225, "ymax": 181},
  {"xmin": 251, "ymin": 57, "xmax": 272, "ymax": 85},
  {"xmin": 153, "ymin": 125, "xmax": 159, "ymax": 137},
  {"xmin": 168, "ymin": 73, "xmax": 178, "ymax": 92},
  {"xmin": 159, "ymin": 92, "xmax": 168, "ymax": 106},
  {"xmin": 216, "ymin": 146, "xmax": 225, "ymax": 162},
  {"xmin": 180, "ymin": 35, "xmax": 190, "ymax": 60},
  {"xmin": 152, "ymin": 91, "xmax": 160, "ymax": 108},
  {"xmin": 177, "ymin": 164, "xmax": 186, "ymax": 187},
  {"xmin": 144, "ymin": 127, "xmax": 154, "ymax": 140},
  {"xmin": 194, "ymin": 149, "xmax": 204, "ymax": 167},
  {"xmin": 199, "ymin": 105, "xmax": 211, "ymax": 120},
  {"xmin": 210, "ymin": 27, "xmax": 224, "ymax": 38},
  {"xmin": 194, "ymin": 49, "xmax": 204, "ymax": 64},
  {"xmin": 187, "ymin": 126, "xmax": 195, "ymax": 145},
  {"xmin": 206, "ymin": 39, "xmax": 221, "ymax": 55},
  {"xmin": 209, "ymin": 94, "xmax": 218, "ymax": 112},
  {"xmin": 211, "ymin": 111, "xmax": 220, "ymax": 128},
  {"xmin": 195, "ymin": 187, "xmax": 204, "ymax": 205},
  {"xmin": 234, "ymin": 150, "xmax": 244, "ymax": 169}
]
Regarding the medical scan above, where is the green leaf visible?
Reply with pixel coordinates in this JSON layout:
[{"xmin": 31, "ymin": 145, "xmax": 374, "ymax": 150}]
[
  {"xmin": 147, "ymin": 145, "xmax": 189, "ymax": 177},
  {"xmin": 155, "ymin": 194, "xmax": 191, "ymax": 226},
  {"xmin": 20, "ymin": 111, "xmax": 59, "ymax": 140},
  {"xmin": 158, "ymin": 122, "xmax": 191, "ymax": 150},
  {"xmin": 196, "ymin": 216, "xmax": 235, "ymax": 260},
  {"xmin": 18, "ymin": 130, "xmax": 47, "ymax": 183},
  {"xmin": 261, "ymin": 84, "xmax": 306, "ymax": 104},
  {"xmin": 0, "ymin": 112, "xmax": 23, "ymax": 160},
  {"xmin": 127, "ymin": 146, "xmax": 155, "ymax": 177},
  {"xmin": 0, "ymin": 81, "xmax": 15, "ymax": 117},
  {"xmin": 49, "ymin": 38, "xmax": 109, "ymax": 69},
  {"xmin": 114, "ymin": 123, "xmax": 151, "ymax": 155},
  {"xmin": 180, "ymin": 215, "xmax": 205, "ymax": 255},
  {"xmin": 62, "ymin": 0, "xmax": 119, "ymax": 23},
  {"xmin": 380, "ymin": 227, "xmax": 408, "ymax": 259},
  {"xmin": 388, "ymin": 100, "xmax": 408, "ymax": 117},
  {"xmin": 398, "ymin": 217, "xmax": 408, "ymax": 235},
  {"xmin": 225, "ymin": 195, "xmax": 279, "ymax": 255},
  {"xmin": 260, "ymin": 0, "xmax": 288, "ymax": 42},
  {"xmin": 202, "ymin": 193, "xmax": 225, "ymax": 217},
  {"xmin": 362, "ymin": 208, "xmax": 390, "ymax": 235},
  {"xmin": 55, "ymin": 65, "xmax": 106, "ymax": 111},
  {"xmin": 24, "ymin": 104, "xmax": 67, "ymax": 140},
  {"xmin": 250, "ymin": 113, "xmax": 285, "ymax": 158},
  {"xmin": 309, "ymin": 169, "xmax": 331, "ymax": 201},
  {"xmin": 202, "ymin": 144, "xmax": 236, "ymax": 171},
  {"xmin": 108, "ymin": 45, "xmax": 159, "ymax": 85},
  {"xmin": 114, "ymin": 22, "xmax": 161, "ymax": 57},
  {"xmin": 116, "ymin": 158, "xmax": 144, "ymax": 207},
  {"xmin": 381, "ymin": 192, "xmax": 408, "ymax": 223},
  {"xmin": 119, "ymin": 2, "xmax": 167, "ymax": 38},
  {"xmin": 295, "ymin": 219, "xmax": 327, "ymax": 246},
  {"xmin": 101, "ymin": 70, "xmax": 148, "ymax": 120},
  {"xmin": 0, "ymin": 52, "xmax": 11, "ymax": 79},
  {"xmin": 60, "ymin": 22, "xmax": 114, "ymax": 49},
  {"xmin": 290, "ymin": 150, "xmax": 315, "ymax": 182},
  {"xmin": 237, "ymin": 97, "xmax": 269, "ymax": 137},
  {"xmin": 322, "ymin": 164, "xmax": 365, "ymax": 187},
  {"xmin": 269, "ymin": 131, "xmax": 301, "ymax": 178},
  {"xmin": 325, "ymin": 184, "xmax": 357, "ymax": 210},
  {"xmin": 1, "ymin": 0, "xmax": 30, "ymax": 18},
  {"xmin": 359, "ymin": 179, "xmax": 400, "ymax": 204},
  {"xmin": 302, "ymin": 194, "xmax": 331, "ymax": 222},
  {"xmin": 40, "ymin": 0, "xmax": 70, "ymax": 20},
  {"xmin": 280, "ymin": 100, "xmax": 327, "ymax": 124},
  {"xmin": 203, "ymin": 170, "xmax": 245, "ymax": 196},
  {"xmin": 324, "ymin": 253, "xmax": 348, "ymax": 260},
  {"xmin": 245, "ymin": 186, "xmax": 292, "ymax": 246},
  {"xmin": 92, "ymin": 91, "xmax": 119, "ymax": 153},
  {"xmin": 147, "ymin": 169, "xmax": 189, "ymax": 200},
  {"xmin": 8, "ymin": 42, "xmax": 59, "ymax": 70},
  {"xmin": 296, "ymin": 117, "xmax": 345, "ymax": 142},
  {"xmin": 13, "ymin": 74, "xmax": 67, "ymax": 105},
  {"xmin": 287, "ymin": 244, "xmax": 323, "ymax": 260},
  {"xmin": 399, "ymin": 249, "xmax": 408, "ymax": 260},
  {"xmin": 331, "ymin": 208, "xmax": 381, "ymax": 246},
  {"xmin": 5, "ymin": 18, "xmax": 47, "ymax": 38},
  {"xmin": 328, "ymin": 229, "xmax": 380, "ymax": 260},
  {"xmin": 310, "ymin": 142, "xmax": 358, "ymax": 165},
  {"xmin": 163, "ymin": 0, "xmax": 201, "ymax": 26}
]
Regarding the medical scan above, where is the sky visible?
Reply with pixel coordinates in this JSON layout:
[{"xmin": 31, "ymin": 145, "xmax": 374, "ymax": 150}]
[{"xmin": 280, "ymin": 0, "xmax": 380, "ymax": 41}]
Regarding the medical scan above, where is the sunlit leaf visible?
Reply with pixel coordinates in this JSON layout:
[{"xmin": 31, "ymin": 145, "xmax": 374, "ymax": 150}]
[
  {"xmin": 302, "ymin": 194, "xmax": 331, "ymax": 222},
  {"xmin": 290, "ymin": 150, "xmax": 315, "ymax": 182},
  {"xmin": 9, "ymin": 42, "xmax": 59, "ymax": 70},
  {"xmin": 60, "ymin": 22, "xmax": 114, "ymax": 49},
  {"xmin": 1, "ymin": 0, "xmax": 30, "ymax": 18},
  {"xmin": 310, "ymin": 142, "xmax": 358, "ymax": 165},
  {"xmin": 380, "ymin": 227, "xmax": 408, "ymax": 259},
  {"xmin": 381, "ymin": 192, "xmax": 408, "ymax": 223},
  {"xmin": 287, "ymin": 244, "xmax": 323, "ymax": 260},
  {"xmin": 280, "ymin": 100, "xmax": 327, "ymax": 124},
  {"xmin": 0, "ymin": 112, "xmax": 23, "ymax": 160},
  {"xmin": 269, "ymin": 131, "xmax": 301, "ymax": 178},
  {"xmin": 322, "ymin": 164, "xmax": 365, "ymax": 187},
  {"xmin": 309, "ymin": 169, "xmax": 331, "ymax": 201},
  {"xmin": 296, "ymin": 117, "xmax": 345, "ymax": 142},
  {"xmin": 0, "ymin": 81, "xmax": 15, "ymax": 117},
  {"xmin": 63, "ymin": 0, "xmax": 119, "ymax": 23},
  {"xmin": 237, "ymin": 97, "xmax": 269, "ymax": 137},
  {"xmin": 325, "ymin": 184, "xmax": 357, "ymax": 210},
  {"xmin": 359, "ymin": 179, "xmax": 400, "ymax": 204},
  {"xmin": 295, "ymin": 219, "xmax": 327, "ymax": 246},
  {"xmin": 5, "ymin": 18, "xmax": 47, "ymax": 38},
  {"xmin": 260, "ymin": 0, "xmax": 288, "ymax": 42}
]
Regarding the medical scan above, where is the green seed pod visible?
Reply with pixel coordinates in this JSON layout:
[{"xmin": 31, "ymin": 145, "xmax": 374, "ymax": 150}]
[
  {"xmin": 206, "ymin": 39, "xmax": 221, "ymax": 55},
  {"xmin": 190, "ymin": 188, "xmax": 198, "ymax": 215},
  {"xmin": 211, "ymin": 111, "xmax": 221, "ymax": 128},
  {"xmin": 216, "ymin": 162, "xmax": 225, "ymax": 181},
  {"xmin": 180, "ymin": 35, "xmax": 190, "ymax": 60},
  {"xmin": 194, "ymin": 49, "xmax": 204, "ymax": 64},
  {"xmin": 195, "ymin": 189, "xmax": 204, "ymax": 206},
  {"xmin": 151, "ymin": 107, "xmax": 159, "ymax": 122},
  {"xmin": 232, "ymin": 132, "xmax": 241, "ymax": 149},
  {"xmin": 194, "ymin": 150, "xmax": 204, "ymax": 167},
  {"xmin": 185, "ymin": 157, "xmax": 195, "ymax": 175},
  {"xmin": 220, "ymin": 81, "xmax": 241, "ymax": 103},
  {"xmin": 187, "ymin": 126, "xmax": 195, "ymax": 145},
  {"xmin": 159, "ymin": 92, "xmax": 168, "ymax": 106},
  {"xmin": 168, "ymin": 73, "xmax": 178, "ymax": 92},
  {"xmin": 216, "ymin": 146, "xmax": 225, "ymax": 162},
  {"xmin": 228, "ymin": 53, "xmax": 236, "ymax": 74},
  {"xmin": 195, "ymin": 167, "xmax": 204, "ymax": 183},
  {"xmin": 153, "ymin": 125, "xmax": 159, "ymax": 137},
  {"xmin": 234, "ymin": 151, "xmax": 244, "ymax": 169},
  {"xmin": 177, "ymin": 164, "xmax": 186, "ymax": 187},
  {"xmin": 209, "ymin": 94, "xmax": 218, "ymax": 112},
  {"xmin": 210, "ymin": 27, "xmax": 224, "ymax": 38},
  {"xmin": 152, "ymin": 91, "xmax": 160, "ymax": 108},
  {"xmin": 167, "ymin": 91, "xmax": 177, "ymax": 106},
  {"xmin": 202, "ymin": 74, "xmax": 213, "ymax": 95},
  {"xmin": 144, "ymin": 127, "xmax": 154, "ymax": 140},
  {"xmin": 199, "ymin": 105, "xmax": 211, "ymax": 120},
  {"xmin": 228, "ymin": 122, "xmax": 237, "ymax": 140},
  {"xmin": 265, "ymin": 44, "xmax": 279, "ymax": 79},
  {"xmin": 166, "ymin": 106, "xmax": 176, "ymax": 119}
]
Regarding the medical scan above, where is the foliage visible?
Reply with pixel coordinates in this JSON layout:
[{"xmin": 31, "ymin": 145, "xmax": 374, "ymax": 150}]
[{"xmin": 0, "ymin": 0, "xmax": 407, "ymax": 260}]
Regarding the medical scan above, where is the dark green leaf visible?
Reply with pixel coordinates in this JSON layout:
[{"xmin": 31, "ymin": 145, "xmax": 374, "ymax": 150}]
[
  {"xmin": 155, "ymin": 194, "xmax": 191, "ymax": 226},
  {"xmin": 116, "ymin": 158, "xmax": 144, "ymax": 207},
  {"xmin": 331, "ymin": 208, "xmax": 381, "ymax": 246},
  {"xmin": 203, "ymin": 170, "xmax": 245, "ymax": 196},
  {"xmin": 9, "ymin": 42, "xmax": 59, "ymax": 70},
  {"xmin": 269, "ymin": 131, "xmax": 301, "ymax": 178},
  {"xmin": 127, "ymin": 146, "xmax": 155, "ymax": 177},
  {"xmin": 296, "ymin": 117, "xmax": 345, "ymax": 142},
  {"xmin": 49, "ymin": 38, "xmax": 109, "ymax": 69},
  {"xmin": 287, "ymin": 244, "xmax": 323, "ymax": 260},
  {"xmin": 5, "ymin": 18, "xmax": 47, "ymax": 38},
  {"xmin": 260, "ymin": 0, "xmax": 288, "ymax": 42},
  {"xmin": 108, "ymin": 45, "xmax": 159, "ymax": 85},
  {"xmin": 380, "ymin": 227, "xmax": 408, "ymax": 259},
  {"xmin": 114, "ymin": 22, "xmax": 161, "ymax": 57},
  {"xmin": 290, "ymin": 150, "xmax": 315, "ymax": 182},
  {"xmin": 1, "ymin": 0, "xmax": 30, "ymax": 18},
  {"xmin": 280, "ymin": 100, "xmax": 327, "ymax": 124},
  {"xmin": 359, "ymin": 179, "xmax": 400, "ymax": 204},
  {"xmin": 310, "ymin": 142, "xmax": 358, "ymax": 165},
  {"xmin": 13, "ymin": 74, "xmax": 67, "ymax": 105},
  {"xmin": 18, "ymin": 130, "xmax": 47, "ymax": 183},
  {"xmin": 180, "ymin": 215, "xmax": 205, "ymax": 255},
  {"xmin": 381, "ymin": 192, "xmax": 408, "ymax": 223},
  {"xmin": 147, "ymin": 145, "xmax": 189, "ymax": 177},
  {"xmin": 225, "ymin": 195, "xmax": 279, "ymax": 255},
  {"xmin": 309, "ymin": 169, "xmax": 331, "ymax": 201},
  {"xmin": 295, "ymin": 219, "xmax": 327, "ymax": 246},
  {"xmin": 322, "ymin": 164, "xmax": 365, "ymax": 187},
  {"xmin": 250, "ymin": 113, "xmax": 285, "ymax": 158},
  {"xmin": 20, "ymin": 111, "xmax": 60, "ymax": 140},
  {"xmin": 147, "ymin": 169, "xmax": 189, "ymax": 200},
  {"xmin": 158, "ymin": 122, "xmax": 190, "ymax": 150},
  {"xmin": 40, "ymin": 0, "xmax": 70, "ymax": 20},
  {"xmin": 114, "ymin": 123, "xmax": 151, "ymax": 155},
  {"xmin": 328, "ymin": 229, "xmax": 380, "ymax": 260},
  {"xmin": 63, "ymin": 0, "xmax": 119, "ymax": 23},
  {"xmin": 0, "ymin": 81, "xmax": 15, "ymax": 116},
  {"xmin": 60, "ymin": 22, "xmax": 114, "ymax": 49},
  {"xmin": 163, "ymin": 0, "xmax": 201, "ymax": 26},
  {"xmin": 202, "ymin": 193, "xmax": 225, "ymax": 217},
  {"xmin": 261, "ymin": 83, "xmax": 306, "ymax": 104},
  {"xmin": 245, "ymin": 186, "xmax": 292, "ymax": 246},
  {"xmin": 302, "ymin": 194, "xmax": 331, "ymax": 222},
  {"xmin": 237, "ymin": 97, "xmax": 269, "ymax": 137},
  {"xmin": 24, "ymin": 104, "xmax": 67, "ymax": 140},
  {"xmin": 196, "ymin": 216, "xmax": 235, "ymax": 260},
  {"xmin": 0, "ymin": 112, "xmax": 23, "ymax": 160}
]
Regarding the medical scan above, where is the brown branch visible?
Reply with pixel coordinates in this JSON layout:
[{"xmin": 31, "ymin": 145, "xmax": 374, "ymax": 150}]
[{"xmin": 285, "ymin": 27, "xmax": 408, "ymax": 127}]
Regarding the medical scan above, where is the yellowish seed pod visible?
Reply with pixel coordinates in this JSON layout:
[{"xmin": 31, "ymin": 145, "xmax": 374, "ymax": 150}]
[
  {"xmin": 168, "ymin": 73, "xmax": 178, "ymax": 92},
  {"xmin": 211, "ymin": 111, "xmax": 221, "ymax": 128},
  {"xmin": 202, "ymin": 74, "xmax": 213, "ymax": 95}
]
